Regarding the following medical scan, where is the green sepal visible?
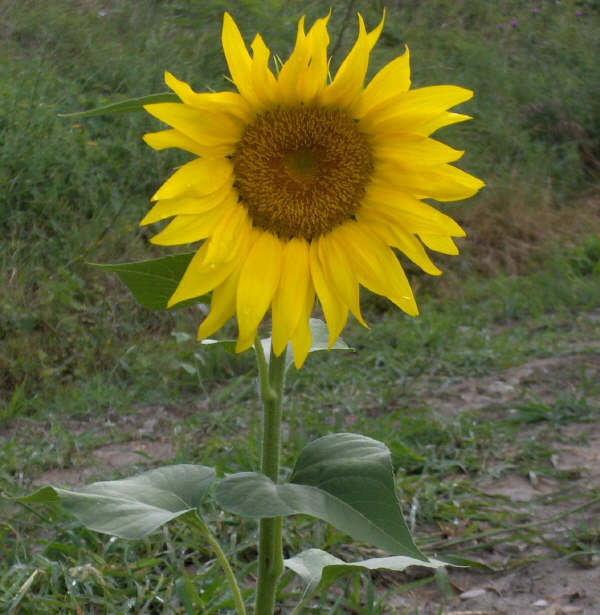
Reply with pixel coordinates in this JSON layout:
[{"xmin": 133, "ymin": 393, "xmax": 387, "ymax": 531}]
[
  {"xmin": 216, "ymin": 433, "xmax": 426, "ymax": 560},
  {"xmin": 285, "ymin": 548, "xmax": 446, "ymax": 602},
  {"xmin": 59, "ymin": 92, "xmax": 178, "ymax": 117},
  {"xmin": 14, "ymin": 465, "xmax": 215, "ymax": 539},
  {"xmin": 90, "ymin": 253, "xmax": 208, "ymax": 310}
]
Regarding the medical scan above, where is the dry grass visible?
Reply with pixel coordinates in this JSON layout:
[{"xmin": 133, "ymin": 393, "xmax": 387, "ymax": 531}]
[{"xmin": 453, "ymin": 188, "xmax": 600, "ymax": 276}]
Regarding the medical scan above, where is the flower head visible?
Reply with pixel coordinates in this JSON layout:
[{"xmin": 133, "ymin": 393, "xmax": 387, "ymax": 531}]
[{"xmin": 142, "ymin": 12, "xmax": 484, "ymax": 367}]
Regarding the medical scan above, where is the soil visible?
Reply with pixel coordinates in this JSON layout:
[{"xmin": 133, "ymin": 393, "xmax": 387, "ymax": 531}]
[
  {"xmin": 392, "ymin": 348, "xmax": 600, "ymax": 615},
  {"xmin": 28, "ymin": 345, "xmax": 600, "ymax": 615}
]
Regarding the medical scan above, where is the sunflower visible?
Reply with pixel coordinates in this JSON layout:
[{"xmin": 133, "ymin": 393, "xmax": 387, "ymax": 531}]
[{"xmin": 142, "ymin": 11, "xmax": 484, "ymax": 368}]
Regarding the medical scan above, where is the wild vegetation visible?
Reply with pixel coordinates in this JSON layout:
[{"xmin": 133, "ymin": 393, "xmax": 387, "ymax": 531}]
[{"xmin": 1, "ymin": 0, "xmax": 599, "ymax": 612}]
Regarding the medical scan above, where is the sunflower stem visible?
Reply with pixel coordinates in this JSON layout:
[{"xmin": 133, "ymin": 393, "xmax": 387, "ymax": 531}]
[{"xmin": 254, "ymin": 340, "xmax": 287, "ymax": 615}]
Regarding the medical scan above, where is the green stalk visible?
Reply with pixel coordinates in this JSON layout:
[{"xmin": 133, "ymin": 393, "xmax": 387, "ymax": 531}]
[
  {"xmin": 254, "ymin": 340, "xmax": 287, "ymax": 615},
  {"xmin": 184, "ymin": 514, "xmax": 247, "ymax": 615}
]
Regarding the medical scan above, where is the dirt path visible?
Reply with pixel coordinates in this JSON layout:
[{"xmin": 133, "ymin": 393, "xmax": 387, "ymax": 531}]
[{"xmin": 394, "ymin": 349, "xmax": 600, "ymax": 615}]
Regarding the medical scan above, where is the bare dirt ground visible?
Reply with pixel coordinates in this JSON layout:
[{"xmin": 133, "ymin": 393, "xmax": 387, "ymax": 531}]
[
  {"xmin": 393, "ymin": 350, "xmax": 600, "ymax": 615},
  {"xmin": 30, "ymin": 347, "xmax": 600, "ymax": 615},
  {"xmin": 391, "ymin": 435, "xmax": 600, "ymax": 615}
]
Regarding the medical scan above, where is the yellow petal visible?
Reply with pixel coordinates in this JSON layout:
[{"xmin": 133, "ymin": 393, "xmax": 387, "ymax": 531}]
[
  {"xmin": 350, "ymin": 46, "xmax": 410, "ymax": 118},
  {"xmin": 372, "ymin": 134, "xmax": 464, "ymax": 166},
  {"xmin": 164, "ymin": 71, "xmax": 252, "ymax": 122},
  {"xmin": 151, "ymin": 158, "xmax": 233, "ymax": 201},
  {"xmin": 419, "ymin": 234, "xmax": 459, "ymax": 255},
  {"xmin": 297, "ymin": 15, "xmax": 331, "ymax": 103},
  {"xmin": 338, "ymin": 221, "xmax": 418, "ymax": 315},
  {"xmin": 140, "ymin": 181, "xmax": 235, "ymax": 226},
  {"xmin": 271, "ymin": 239, "xmax": 311, "ymax": 356},
  {"xmin": 144, "ymin": 102, "xmax": 242, "ymax": 150},
  {"xmin": 290, "ymin": 280, "xmax": 315, "ymax": 369},
  {"xmin": 222, "ymin": 12, "xmax": 261, "ymax": 108},
  {"xmin": 318, "ymin": 14, "xmax": 371, "ymax": 108},
  {"xmin": 143, "ymin": 129, "xmax": 211, "ymax": 157},
  {"xmin": 150, "ymin": 201, "xmax": 233, "ymax": 246},
  {"xmin": 362, "ymin": 183, "xmax": 466, "ymax": 237},
  {"xmin": 359, "ymin": 85, "xmax": 473, "ymax": 132},
  {"xmin": 196, "ymin": 269, "xmax": 240, "ymax": 340},
  {"xmin": 418, "ymin": 112, "xmax": 472, "ymax": 136},
  {"xmin": 373, "ymin": 162, "xmax": 485, "ymax": 202},
  {"xmin": 250, "ymin": 34, "xmax": 277, "ymax": 108},
  {"xmin": 164, "ymin": 70, "xmax": 198, "ymax": 104},
  {"xmin": 167, "ymin": 236, "xmax": 248, "ymax": 308},
  {"xmin": 277, "ymin": 14, "xmax": 332, "ymax": 104},
  {"xmin": 201, "ymin": 203, "xmax": 251, "ymax": 267},
  {"xmin": 356, "ymin": 208, "xmax": 442, "ymax": 275},
  {"xmin": 277, "ymin": 16, "xmax": 309, "ymax": 105},
  {"xmin": 309, "ymin": 239, "xmax": 348, "ymax": 347},
  {"xmin": 366, "ymin": 9, "xmax": 385, "ymax": 50},
  {"xmin": 319, "ymin": 232, "xmax": 367, "ymax": 327},
  {"xmin": 236, "ymin": 232, "xmax": 284, "ymax": 352}
]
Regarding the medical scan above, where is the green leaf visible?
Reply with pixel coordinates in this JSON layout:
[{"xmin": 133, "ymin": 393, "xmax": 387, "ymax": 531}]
[
  {"xmin": 305, "ymin": 318, "xmax": 351, "ymax": 353},
  {"xmin": 91, "ymin": 253, "xmax": 208, "ymax": 310},
  {"xmin": 16, "ymin": 465, "xmax": 215, "ymax": 539},
  {"xmin": 262, "ymin": 318, "xmax": 352, "ymax": 370},
  {"xmin": 285, "ymin": 548, "xmax": 446, "ymax": 601},
  {"xmin": 201, "ymin": 319, "xmax": 351, "ymax": 365},
  {"xmin": 59, "ymin": 92, "xmax": 178, "ymax": 117},
  {"xmin": 217, "ymin": 433, "xmax": 426, "ymax": 560},
  {"xmin": 201, "ymin": 339, "xmax": 237, "ymax": 353}
]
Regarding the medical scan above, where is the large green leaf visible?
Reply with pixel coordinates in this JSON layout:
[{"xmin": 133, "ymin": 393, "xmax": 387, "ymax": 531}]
[
  {"xmin": 16, "ymin": 465, "xmax": 215, "ymax": 539},
  {"xmin": 91, "ymin": 253, "xmax": 208, "ymax": 310},
  {"xmin": 60, "ymin": 92, "xmax": 178, "ymax": 117},
  {"xmin": 216, "ymin": 433, "xmax": 426, "ymax": 560},
  {"xmin": 285, "ymin": 548, "xmax": 446, "ymax": 601}
]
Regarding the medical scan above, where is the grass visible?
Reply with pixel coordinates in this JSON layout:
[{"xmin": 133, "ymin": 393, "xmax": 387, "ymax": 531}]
[
  {"xmin": 2, "ymin": 0, "xmax": 599, "ymax": 398},
  {"xmin": 1, "ymin": 0, "xmax": 600, "ymax": 612}
]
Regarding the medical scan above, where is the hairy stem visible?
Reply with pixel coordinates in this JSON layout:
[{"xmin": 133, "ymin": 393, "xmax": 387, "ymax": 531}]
[{"xmin": 254, "ymin": 340, "xmax": 287, "ymax": 615}]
